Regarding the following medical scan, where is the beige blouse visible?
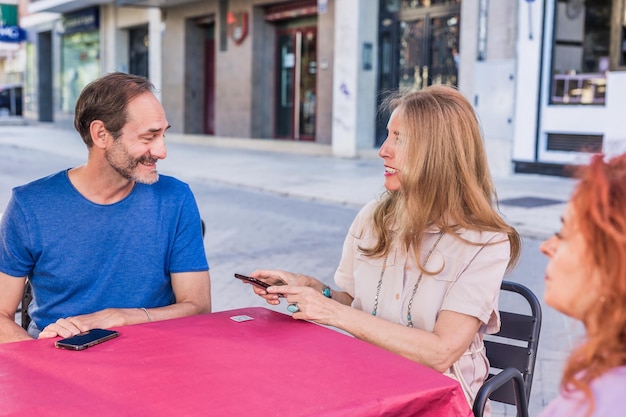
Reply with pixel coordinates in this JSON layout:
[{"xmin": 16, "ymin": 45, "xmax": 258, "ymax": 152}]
[{"xmin": 334, "ymin": 200, "xmax": 511, "ymax": 403}]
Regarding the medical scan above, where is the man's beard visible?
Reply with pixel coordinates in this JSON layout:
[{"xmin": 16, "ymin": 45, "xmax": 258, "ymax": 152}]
[{"xmin": 105, "ymin": 147, "xmax": 159, "ymax": 185}]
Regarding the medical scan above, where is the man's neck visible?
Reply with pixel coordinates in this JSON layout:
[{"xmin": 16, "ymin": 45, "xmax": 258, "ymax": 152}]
[{"xmin": 68, "ymin": 165, "xmax": 135, "ymax": 205}]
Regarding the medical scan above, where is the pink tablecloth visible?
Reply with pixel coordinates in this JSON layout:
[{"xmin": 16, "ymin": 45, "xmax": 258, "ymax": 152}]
[{"xmin": 0, "ymin": 307, "xmax": 472, "ymax": 417}]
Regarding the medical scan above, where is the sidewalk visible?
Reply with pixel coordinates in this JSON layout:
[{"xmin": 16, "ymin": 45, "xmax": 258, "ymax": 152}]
[{"xmin": 0, "ymin": 123, "xmax": 576, "ymax": 241}]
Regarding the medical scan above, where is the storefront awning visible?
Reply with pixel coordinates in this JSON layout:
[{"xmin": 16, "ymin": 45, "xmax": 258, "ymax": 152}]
[
  {"xmin": 115, "ymin": 0, "xmax": 199, "ymax": 7},
  {"xmin": 28, "ymin": 0, "xmax": 110, "ymax": 14}
]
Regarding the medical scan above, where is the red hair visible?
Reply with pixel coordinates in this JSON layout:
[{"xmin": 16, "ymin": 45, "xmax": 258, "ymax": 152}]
[{"xmin": 562, "ymin": 153, "xmax": 626, "ymax": 415}]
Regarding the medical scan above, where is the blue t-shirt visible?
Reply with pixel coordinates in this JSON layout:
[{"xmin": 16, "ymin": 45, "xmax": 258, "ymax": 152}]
[{"xmin": 0, "ymin": 170, "xmax": 209, "ymax": 330}]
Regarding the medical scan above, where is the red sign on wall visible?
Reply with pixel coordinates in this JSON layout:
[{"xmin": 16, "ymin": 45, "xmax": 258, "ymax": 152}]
[{"xmin": 227, "ymin": 12, "xmax": 248, "ymax": 45}]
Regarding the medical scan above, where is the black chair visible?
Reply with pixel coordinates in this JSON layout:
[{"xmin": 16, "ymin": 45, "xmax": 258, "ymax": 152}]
[
  {"xmin": 473, "ymin": 280, "xmax": 542, "ymax": 417},
  {"xmin": 19, "ymin": 218, "xmax": 207, "ymax": 331},
  {"xmin": 19, "ymin": 279, "xmax": 33, "ymax": 330}
]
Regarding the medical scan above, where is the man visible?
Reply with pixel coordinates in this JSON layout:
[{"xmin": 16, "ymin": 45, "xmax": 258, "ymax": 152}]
[{"xmin": 0, "ymin": 72, "xmax": 211, "ymax": 343}]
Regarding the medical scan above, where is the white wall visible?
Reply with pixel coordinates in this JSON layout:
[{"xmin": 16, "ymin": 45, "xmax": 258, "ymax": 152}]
[
  {"xmin": 511, "ymin": 0, "xmax": 545, "ymax": 162},
  {"xmin": 474, "ymin": 60, "xmax": 516, "ymax": 177},
  {"xmin": 331, "ymin": 0, "xmax": 378, "ymax": 157},
  {"xmin": 603, "ymin": 71, "xmax": 626, "ymax": 157}
]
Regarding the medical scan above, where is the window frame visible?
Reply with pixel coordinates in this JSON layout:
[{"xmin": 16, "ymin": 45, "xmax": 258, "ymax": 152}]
[{"xmin": 610, "ymin": 0, "xmax": 626, "ymax": 70}]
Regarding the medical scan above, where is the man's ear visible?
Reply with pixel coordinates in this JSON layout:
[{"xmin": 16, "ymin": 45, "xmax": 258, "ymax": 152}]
[{"xmin": 90, "ymin": 120, "xmax": 108, "ymax": 148}]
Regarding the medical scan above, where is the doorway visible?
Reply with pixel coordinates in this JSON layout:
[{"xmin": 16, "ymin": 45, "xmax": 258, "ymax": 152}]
[
  {"xmin": 398, "ymin": 10, "xmax": 460, "ymax": 92},
  {"xmin": 204, "ymin": 34, "xmax": 215, "ymax": 135},
  {"xmin": 129, "ymin": 26, "xmax": 149, "ymax": 78},
  {"xmin": 184, "ymin": 17, "xmax": 215, "ymax": 135},
  {"xmin": 275, "ymin": 27, "xmax": 317, "ymax": 140},
  {"xmin": 37, "ymin": 31, "xmax": 53, "ymax": 122},
  {"xmin": 376, "ymin": 5, "xmax": 460, "ymax": 146}
]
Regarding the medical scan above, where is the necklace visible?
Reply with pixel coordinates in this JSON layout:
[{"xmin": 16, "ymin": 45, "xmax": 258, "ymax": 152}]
[{"xmin": 371, "ymin": 232, "xmax": 444, "ymax": 328}]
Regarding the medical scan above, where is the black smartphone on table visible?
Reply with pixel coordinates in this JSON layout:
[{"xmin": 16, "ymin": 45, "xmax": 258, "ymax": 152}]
[{"xmin": 55, "ymin": 328, "xmax": 120, "ymax": 351}]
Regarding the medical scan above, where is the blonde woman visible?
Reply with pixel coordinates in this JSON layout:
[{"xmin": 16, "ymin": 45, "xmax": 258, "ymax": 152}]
[
  {"xmin": 539, "ymin": 153, "xmax": 626, "ymax": 417},
  {"xmin": 246, "ymin": 85, "xmax": 520, "ymax": 403}
]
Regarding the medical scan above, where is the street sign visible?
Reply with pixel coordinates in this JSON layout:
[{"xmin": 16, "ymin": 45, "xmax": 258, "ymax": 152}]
[
  {"xmin": 0, "ymin": 4, "xmax": 25, "ymax": 43},
  {"xmin": 0, "ymin": 25, "xmax": 26, "ymax": 43},
  {"xmin": 0, "ymin": 4, "xmax": 18, "ymax": 27}
]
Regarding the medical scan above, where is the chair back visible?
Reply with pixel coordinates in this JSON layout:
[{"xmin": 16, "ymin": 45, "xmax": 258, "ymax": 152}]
[
  {"xmin": 474, "ymin": 280, "xmax": 542, "ymax": 416},
  {"xmin": 488, "ymin": 281, "xmax": 542, "ymax": 403},
  {"xmin": 20, "ymin": 279, "xmax": 33, "ymax": 330}
]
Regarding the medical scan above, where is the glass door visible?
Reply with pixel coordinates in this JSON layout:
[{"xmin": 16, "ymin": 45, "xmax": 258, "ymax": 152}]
[
  {"xmin": 275, "ymin": 27, "xmax": 317, "ymax": 140},
  {"xmin": 398, "ymin": 11, "xmax": 459, "ymax": 92},
  {"xmin": 129, "ymin": 26, "xmax": 149, "ymax": 78},
  {"xmin": 299, "ymin": 29, "xmax": 317, "ymax": 140}
]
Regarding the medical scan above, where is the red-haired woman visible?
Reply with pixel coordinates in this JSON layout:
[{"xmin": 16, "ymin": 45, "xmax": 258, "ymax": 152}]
[{"xmin": 540, "ymin": 153, "xmax": 626, "ymax": 417}]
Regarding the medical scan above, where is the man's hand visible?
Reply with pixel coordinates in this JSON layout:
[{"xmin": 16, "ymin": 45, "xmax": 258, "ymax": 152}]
[{"xmin": 38, "ymin": 308, "xmax": 127, "ymax": 339}]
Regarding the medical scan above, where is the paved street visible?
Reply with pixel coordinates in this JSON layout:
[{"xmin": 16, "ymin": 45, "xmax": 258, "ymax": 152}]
[{"xmin": 0, "ymin": 123, "xmax": 585, "ymax": 416}]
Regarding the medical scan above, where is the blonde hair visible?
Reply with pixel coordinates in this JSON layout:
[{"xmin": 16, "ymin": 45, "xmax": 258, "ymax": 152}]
[{"xmin": 362, "ymin": 85, "xmax": 520, "ymax": 270}]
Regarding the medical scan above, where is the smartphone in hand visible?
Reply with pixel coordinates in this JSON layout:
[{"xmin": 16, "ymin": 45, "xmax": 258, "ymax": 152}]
[
  {"xmin": 234, "ymin": 274, "xmax": 285, "ymax": 294},
  {"xmin": 234, "ymin": 273, "xmax": 272, "ymax": 289},
  {"xmin": 55, "ymin": 328, "xmax": 120, "ymax": 351}
]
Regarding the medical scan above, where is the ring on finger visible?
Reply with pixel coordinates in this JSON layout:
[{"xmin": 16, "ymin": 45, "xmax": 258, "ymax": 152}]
[{"xmin": 287, "ymin": 303, "xmax": 300, "ymax": 313}]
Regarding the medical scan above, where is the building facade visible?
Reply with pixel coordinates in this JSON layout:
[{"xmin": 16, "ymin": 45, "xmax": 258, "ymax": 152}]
[
  {"xmin": 513, "ymin": 0, "xmax": 626, "ymax": 175},
  {"xmin": 20, "ymin": 0, "xmax": 338, "ymax": 143},
  {"xmin": 16, "ymin": 0, "xmax": 625, "ymax": 176}
]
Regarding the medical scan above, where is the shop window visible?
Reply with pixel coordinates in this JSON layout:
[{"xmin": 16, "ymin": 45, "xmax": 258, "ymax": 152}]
[
  {"xmin": 61, "ymin": 31, "xmax": 100, "ymax": 113},
  {"xmin": 550, "ymin": 0, "xmax": 610, "ymax": 105},
  {"xmin": 129, "ymin": 26, "xmax": 149, "ymax": 79}
]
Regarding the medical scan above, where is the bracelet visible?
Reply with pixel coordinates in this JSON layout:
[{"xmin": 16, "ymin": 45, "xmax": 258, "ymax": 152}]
[
  {"xmin": 141, "ymin": 307, "xmax": 152, "ymax": 322},
  {"xmin": 322, "ymin": 285, "xmax": 332, "ymax": 298}
]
